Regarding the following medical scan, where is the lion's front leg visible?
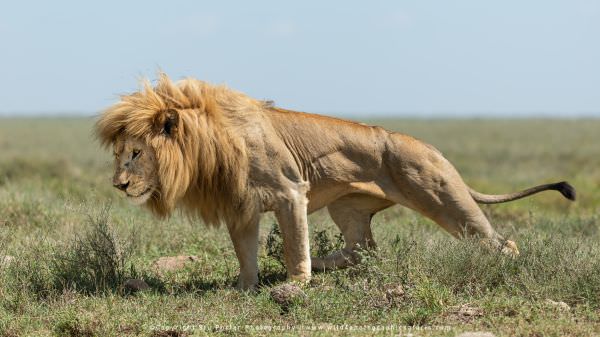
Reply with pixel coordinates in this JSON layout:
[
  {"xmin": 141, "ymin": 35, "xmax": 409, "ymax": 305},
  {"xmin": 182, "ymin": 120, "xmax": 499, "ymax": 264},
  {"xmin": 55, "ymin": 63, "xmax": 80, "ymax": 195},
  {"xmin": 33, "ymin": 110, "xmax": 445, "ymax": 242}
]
[
  {"xmin": 274, "ymin": 185, "xmax": 311, "ymax": 283},
  {"xmin": 227, "ymin": 218, "xmax": 260, "ymax": 290}
]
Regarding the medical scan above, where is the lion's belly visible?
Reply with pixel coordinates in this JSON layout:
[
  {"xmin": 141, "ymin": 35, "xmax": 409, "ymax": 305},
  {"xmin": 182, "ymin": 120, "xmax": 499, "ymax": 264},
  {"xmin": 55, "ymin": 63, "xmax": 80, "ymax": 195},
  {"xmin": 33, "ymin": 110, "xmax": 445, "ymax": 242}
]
[
  {"xmin": 306, "ymin": 178, "xmax": 406, "ymax": 213},
  {"xmin": 306, "ymin": 184, "xmax": 349, "ymax": 213}
]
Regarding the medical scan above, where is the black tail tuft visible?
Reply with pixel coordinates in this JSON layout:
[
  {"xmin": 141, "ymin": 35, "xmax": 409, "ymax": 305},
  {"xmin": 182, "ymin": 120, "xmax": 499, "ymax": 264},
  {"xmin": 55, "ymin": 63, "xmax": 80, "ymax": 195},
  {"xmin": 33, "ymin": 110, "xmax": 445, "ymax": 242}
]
[{"xmin": 553, "ymin": 181, "xmax": 576, "ymax": 201}]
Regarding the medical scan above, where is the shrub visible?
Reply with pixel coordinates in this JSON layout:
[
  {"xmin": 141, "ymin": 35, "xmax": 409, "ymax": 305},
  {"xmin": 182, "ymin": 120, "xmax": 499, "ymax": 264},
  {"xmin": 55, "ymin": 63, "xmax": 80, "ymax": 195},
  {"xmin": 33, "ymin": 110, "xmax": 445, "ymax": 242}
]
[
  {"xmin": 265, "ymin": 223, "xmax": 285, "ymax": 268},
  {"xmin": 313, "ymin": 229, "xmax": 344, "ymax": 258},
  {"xmin": 51, "ymin": 205, "xmax": 138, "ymax": 294}
]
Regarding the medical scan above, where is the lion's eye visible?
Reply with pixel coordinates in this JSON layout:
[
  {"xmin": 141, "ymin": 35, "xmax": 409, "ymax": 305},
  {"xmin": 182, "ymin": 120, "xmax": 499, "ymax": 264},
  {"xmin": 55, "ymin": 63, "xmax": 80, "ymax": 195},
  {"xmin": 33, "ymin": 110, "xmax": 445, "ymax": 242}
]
[{"xmin": 132, "ymin": 149, "xmax": 141, "ymax": 159}]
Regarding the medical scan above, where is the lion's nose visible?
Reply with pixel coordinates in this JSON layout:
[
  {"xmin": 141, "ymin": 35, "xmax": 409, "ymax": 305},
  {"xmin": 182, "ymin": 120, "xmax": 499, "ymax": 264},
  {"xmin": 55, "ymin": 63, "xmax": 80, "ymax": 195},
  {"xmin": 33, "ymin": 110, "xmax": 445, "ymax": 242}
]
[{"xmin": 113, "ymin": 181, "xmax": 130, "ymax": 191}]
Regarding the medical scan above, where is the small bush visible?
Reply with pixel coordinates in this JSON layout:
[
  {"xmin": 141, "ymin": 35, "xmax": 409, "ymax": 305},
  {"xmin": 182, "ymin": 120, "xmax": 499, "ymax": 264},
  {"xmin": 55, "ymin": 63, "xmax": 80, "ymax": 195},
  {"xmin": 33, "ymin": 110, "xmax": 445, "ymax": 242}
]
[
  {"xmin": 265, "ymin": 223, "xmax": 285, "ymax": 268},
  {"xmin": 51, "ymin": 205, "xmax": 138, "ymax": 294},
  {"xmin": 53, "ymin": 310, "xmax": 95, "ymax": 337},
  {"xmin": 313, "ymin": 229, "xmax": 344, "ymax": 258},
  {"xmin": 265, "ymin": 223, "xmax": 345, "ymax": 268}
]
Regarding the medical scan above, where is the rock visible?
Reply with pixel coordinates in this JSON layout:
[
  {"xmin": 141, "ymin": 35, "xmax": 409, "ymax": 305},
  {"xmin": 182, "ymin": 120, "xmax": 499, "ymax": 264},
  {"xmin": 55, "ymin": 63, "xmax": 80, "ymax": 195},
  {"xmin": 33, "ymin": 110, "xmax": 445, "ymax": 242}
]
[
  {"xmin": 456, "ymin": 332, "xmax": 496, "ymax": 337},
  {"xmin": 384, "ymin": 283, "xmax": 405, "ymax": 301},
  {"xmin": 545, "ymin": 299, "xmax": 570, "ymax": 311},
  {"xmin": 383, "ymin": 283, "xmax": 405, "ymax": 306},
  {"xmin": 447, "ymin": 304, "xmax": 484, "ymax": 323},
  {"xmin": 151, "ymin": 255, "xmax": 199, "ymax": 273},
  {"xmin": 270, "ymin": 283, "xmax": 307, "ymax": 308},
  {"xmin": 1, "ymin": 255, "xmax": 15, "ymax": 268},
  {"xmin": 123, "ymin": 278, "xmax": 150, "ymax": 293},
  {"xmin": 455, "ymin": 304, "xmax": 484, "ymax": 317}
]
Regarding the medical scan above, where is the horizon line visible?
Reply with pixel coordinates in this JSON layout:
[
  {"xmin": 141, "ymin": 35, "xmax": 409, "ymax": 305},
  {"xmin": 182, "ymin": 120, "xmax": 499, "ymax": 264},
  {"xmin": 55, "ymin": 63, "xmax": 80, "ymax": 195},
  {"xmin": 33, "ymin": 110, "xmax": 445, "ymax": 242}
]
[{"xmin": 1, "ymin": 111, "xmax": 600, "ymax": 119}]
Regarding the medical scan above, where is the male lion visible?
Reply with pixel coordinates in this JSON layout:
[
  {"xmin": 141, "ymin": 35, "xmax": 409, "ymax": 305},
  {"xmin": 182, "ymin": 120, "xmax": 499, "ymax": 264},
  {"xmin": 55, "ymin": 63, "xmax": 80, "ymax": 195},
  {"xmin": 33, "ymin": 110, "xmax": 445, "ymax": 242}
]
[{"xmin": 96, "ymin": 74, "xmax": 576, "ymax": 290}]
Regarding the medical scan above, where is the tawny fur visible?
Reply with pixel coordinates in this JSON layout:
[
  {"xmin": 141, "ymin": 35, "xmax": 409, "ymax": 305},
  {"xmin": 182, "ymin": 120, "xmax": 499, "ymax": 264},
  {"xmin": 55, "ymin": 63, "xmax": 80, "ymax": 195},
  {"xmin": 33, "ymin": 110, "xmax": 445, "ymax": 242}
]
[
  {"xmin": 96, "ymin": 74, "xmax": 264, "ymax": 226},
  {"xmin": 96, "ymin": 73, "xmax": 575, "ymax": 290}
]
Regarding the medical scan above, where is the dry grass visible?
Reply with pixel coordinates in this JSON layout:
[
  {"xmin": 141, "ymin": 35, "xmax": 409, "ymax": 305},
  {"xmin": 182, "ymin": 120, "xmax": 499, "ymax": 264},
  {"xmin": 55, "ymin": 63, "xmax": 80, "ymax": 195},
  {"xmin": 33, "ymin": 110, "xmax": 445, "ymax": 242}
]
[{"xmin": 0, "ymin": 117, "xmax": 599, "ymax": 336}]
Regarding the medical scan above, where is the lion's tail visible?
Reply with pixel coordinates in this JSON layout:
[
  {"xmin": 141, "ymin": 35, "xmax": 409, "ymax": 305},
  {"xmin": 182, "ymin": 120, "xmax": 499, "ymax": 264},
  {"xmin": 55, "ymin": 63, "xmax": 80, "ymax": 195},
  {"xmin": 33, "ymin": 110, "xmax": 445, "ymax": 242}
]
[{"xmin": 469, "ymin": 181, "xmax": 576, "ymax": 204}]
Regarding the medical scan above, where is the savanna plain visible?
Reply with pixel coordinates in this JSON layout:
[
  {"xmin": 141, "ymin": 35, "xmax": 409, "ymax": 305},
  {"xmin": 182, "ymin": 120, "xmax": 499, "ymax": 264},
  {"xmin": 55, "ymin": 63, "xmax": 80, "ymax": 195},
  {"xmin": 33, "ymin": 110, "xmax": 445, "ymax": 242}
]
[{"xmin": 0, "ymin": 118, "xmax": 599, "ymax": 337}]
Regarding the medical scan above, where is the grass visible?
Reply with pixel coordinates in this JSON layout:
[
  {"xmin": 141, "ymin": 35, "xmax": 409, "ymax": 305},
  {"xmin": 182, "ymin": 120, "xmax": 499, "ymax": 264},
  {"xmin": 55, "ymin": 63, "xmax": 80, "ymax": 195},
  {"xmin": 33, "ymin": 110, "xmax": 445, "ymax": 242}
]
[{"xmin": 0, "ymin": 117, "xmax": 599, "ymax": 336}]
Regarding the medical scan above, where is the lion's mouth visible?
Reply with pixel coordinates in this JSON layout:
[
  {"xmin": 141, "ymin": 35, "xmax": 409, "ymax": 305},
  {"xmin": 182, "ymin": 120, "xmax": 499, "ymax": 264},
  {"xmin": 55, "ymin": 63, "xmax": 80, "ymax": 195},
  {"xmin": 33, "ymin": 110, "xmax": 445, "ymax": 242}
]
[
  {"xmin": 126, "ymin": 187, "xmax": 154, "ymax": 204},
  {"xmin": 127, "ymin": 187, "xmax": 153, "ymax": 198}
]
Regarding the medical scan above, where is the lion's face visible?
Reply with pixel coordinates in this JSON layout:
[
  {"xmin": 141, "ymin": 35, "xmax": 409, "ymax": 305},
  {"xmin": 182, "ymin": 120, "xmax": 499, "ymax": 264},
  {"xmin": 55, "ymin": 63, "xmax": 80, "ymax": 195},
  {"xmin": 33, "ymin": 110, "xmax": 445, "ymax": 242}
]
[{"xmin": 112, "ymin": 136, "xmax": 159, "ymax": 205}]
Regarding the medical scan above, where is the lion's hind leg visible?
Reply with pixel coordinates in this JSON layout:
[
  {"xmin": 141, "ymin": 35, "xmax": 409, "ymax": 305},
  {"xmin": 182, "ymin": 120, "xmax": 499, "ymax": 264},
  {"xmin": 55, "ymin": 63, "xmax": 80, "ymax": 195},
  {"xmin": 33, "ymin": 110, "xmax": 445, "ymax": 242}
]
[
  {"xmin": 386, "ymin": 151, "xmax": 518, "ymax": 256},
  {"xmin": 312, "ymin": 194, "xmax": 392, "ymax": 271}
]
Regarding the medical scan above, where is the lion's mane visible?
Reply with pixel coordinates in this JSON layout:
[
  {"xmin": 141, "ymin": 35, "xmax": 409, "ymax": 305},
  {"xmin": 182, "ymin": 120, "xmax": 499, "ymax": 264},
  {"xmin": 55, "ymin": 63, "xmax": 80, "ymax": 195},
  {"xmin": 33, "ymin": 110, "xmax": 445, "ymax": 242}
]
[{"xmin": 95, "ymin": 74, "xmax": 266, "ymax": 226}]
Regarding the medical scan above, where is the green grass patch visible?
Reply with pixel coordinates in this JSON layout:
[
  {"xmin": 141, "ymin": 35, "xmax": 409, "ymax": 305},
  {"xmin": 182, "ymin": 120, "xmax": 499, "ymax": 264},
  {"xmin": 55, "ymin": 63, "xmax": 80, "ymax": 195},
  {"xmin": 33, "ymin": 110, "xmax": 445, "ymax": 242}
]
[{"xmin": 0, "ymin": 118, "xmax": 599, "ymax": 336}]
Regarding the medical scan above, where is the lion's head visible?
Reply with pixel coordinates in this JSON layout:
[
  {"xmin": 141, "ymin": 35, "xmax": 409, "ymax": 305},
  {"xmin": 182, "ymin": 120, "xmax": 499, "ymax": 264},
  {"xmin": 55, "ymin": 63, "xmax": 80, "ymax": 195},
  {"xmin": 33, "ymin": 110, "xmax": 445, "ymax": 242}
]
[
  {"xmin": 95, "ymin": 73, "xmax": 262, "ymax": 226},
  {"xmin": 111, "ymin": 135, "xmax": 159, "ymax": 205}
]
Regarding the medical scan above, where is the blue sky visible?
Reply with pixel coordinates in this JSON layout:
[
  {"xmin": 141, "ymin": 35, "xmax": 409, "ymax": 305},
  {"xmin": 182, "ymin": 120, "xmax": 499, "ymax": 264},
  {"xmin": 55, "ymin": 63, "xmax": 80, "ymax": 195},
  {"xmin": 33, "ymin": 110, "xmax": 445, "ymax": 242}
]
[{"xmin": 0, "ymin": 1, "xmax": 598, "ymax": 116}]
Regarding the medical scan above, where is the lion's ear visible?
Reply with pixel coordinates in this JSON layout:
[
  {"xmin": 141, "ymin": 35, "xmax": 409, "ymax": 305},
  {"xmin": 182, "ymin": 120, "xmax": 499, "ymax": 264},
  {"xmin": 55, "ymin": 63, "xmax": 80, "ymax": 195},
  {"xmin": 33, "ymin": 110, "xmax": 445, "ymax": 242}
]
[{"xmin": 157, "ymin": 109, "xmax": 179, "ymax": 137}]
